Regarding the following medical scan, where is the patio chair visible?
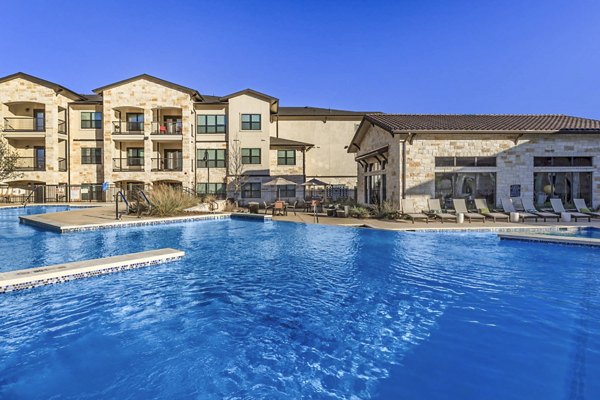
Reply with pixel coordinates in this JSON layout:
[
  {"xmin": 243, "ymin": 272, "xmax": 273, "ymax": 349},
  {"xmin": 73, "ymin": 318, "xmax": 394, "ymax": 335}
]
[
  {"xmin": 263, "ymin": 201, "xmax": 273, "ymax": 215},
  {"xmin": 573, "ymin": 199, "xmax": 600, "ymax": 218},
  {"xmin": 427, "ymin": 198, "xmax": 457, "ymax": 223},
  {"xmin": 401, "ymin": 198, "xmax": 432, "ymax": 224},
  {"xmin": 452, "ymin": 198, "xmax": 486, "ymax": 223},
  {"xmin": 474, "ymin": 198, "xmax": 509, "ymax": 222},
  {"xmin": 550, "ymin": 198, "xmax": 591, "ymax": 222},
  {"xmin": 519, "ymin": 198, "xmax": 560, "ymax": 222},
  {"xmin": 287, "ymin": 200, "xmax": 301, "ymax": 215},
  {"xmin": 500, "ymin": 198, "xmax": 538, "ymax": 222},
  {"xmin": 273, "ymin": 200, "xmax": 287, "ymax": 216}
]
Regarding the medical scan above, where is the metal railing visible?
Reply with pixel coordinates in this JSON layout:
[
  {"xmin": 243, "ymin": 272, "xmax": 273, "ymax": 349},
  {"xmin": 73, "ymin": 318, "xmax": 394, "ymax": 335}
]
[
  {"xmin": 113, "ymin": 157, "xmax": 144, "ymax": 171},
  {"xmin": 151, "ymin": 157, "xmax": 183, "ymax": 171},
  {"xmin": 15, "ymin": 157, "xmax": 45, "ymax": 171},
  {"xmin": 152, "ymin": 121, "xmax": 183, "ymax": 135},
  {"xmin": 112, "ymin": 121, "xmax": 145, "ymax": 134},
  {"xmin": 3, "ymin": 117, "xmax": 45, "ymax": 132}
]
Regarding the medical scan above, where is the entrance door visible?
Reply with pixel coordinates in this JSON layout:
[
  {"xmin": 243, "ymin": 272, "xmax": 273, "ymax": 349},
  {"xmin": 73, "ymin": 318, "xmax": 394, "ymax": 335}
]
[
  {"xmin": 164, "ymin": 149, "xmax": 182, "ymax": 171},
  {"xmin": 34, "ymin": 147, "xmax": 45, "ymax": 171},
  {"xmin": 33, "ymin": 109, "xmax": 45, "ymax": 131}
]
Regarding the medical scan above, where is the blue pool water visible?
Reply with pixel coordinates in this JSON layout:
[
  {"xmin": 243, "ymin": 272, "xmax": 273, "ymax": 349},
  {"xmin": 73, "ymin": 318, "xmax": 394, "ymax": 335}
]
[
  {"xmin": 547, "ymin": 227, "xmax": 600, "ymax": 240},
  {"xmin": 0, "ymin": 206, "xmax": 599, "ymax": 399}
]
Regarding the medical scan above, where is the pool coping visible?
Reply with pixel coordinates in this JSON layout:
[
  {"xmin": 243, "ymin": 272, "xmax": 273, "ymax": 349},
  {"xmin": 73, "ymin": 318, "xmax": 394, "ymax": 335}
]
[
  {"xmin": 0, "ymin": 248, "xmax": 185, "ymax": 293},
  {"xmin": 498, "ymin": 232, "xmax": 600, "ymax": 247}
]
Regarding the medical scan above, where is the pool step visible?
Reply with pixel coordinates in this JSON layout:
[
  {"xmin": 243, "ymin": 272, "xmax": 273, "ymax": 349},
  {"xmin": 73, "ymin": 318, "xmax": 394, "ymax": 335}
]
[
  {"xmin": 498, "ymin": 233, "xmax": 600, "ymax": 247},
  {"xmin": 0, "ymin": 248, "xmax": 184, "ymax": 293}
]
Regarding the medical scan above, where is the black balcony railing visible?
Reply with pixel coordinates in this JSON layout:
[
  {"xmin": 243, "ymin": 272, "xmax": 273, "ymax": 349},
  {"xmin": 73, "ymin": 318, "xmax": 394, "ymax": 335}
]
[
  {"xmin": 152, "ymin": 157, "xmax": 183, "ymax": 171},
  {"xmin": 15, "ymin": 157, "xmax": 45, "ymax": 171},
  {"xmin": 112, "ymin": 121, "xmax": 144, "ymax": 134},
  {"xmin": 152, "ymin": 121, "xmax": 183, "ymax": 135},
  {"xmin": 3, "ymin": 117, "xmax": 45, "ymax": 132},
  {"xmin": 113, "ymin": 157, "xmax": 145, "ymax": 171},
  {"xmin": 58, "ymin": 158, "xmax": 67, "ymax": 171}
]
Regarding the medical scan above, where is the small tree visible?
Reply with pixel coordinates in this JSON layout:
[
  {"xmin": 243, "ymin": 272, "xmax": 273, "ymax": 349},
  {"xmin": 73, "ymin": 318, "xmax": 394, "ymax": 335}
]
[
  {"xmin": 0, "ymin": 135, "xmax": 20, "ymax": 183},
  {"xmin": 227, "ymin": 139, "xmax": 247, "ymax": 204}
]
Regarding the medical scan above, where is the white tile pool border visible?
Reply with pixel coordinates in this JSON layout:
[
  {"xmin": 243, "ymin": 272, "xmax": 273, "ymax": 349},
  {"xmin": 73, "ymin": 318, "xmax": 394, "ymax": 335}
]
[{"xmin": 0, "ymin": 248, "xmax": 185, "ymax": 293}]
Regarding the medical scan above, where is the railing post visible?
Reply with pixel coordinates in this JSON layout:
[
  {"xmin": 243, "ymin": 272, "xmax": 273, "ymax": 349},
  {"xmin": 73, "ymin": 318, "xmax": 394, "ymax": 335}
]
[{"xmin": 115, "ymin": 194, "xmax": 119, "ymax": 220}]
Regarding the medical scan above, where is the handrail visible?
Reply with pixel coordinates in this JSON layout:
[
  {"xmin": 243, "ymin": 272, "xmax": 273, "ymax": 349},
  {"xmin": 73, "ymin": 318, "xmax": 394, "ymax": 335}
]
[{"xmin": 22, "ymin": 188, "xmax": 36, "ymax": 206}]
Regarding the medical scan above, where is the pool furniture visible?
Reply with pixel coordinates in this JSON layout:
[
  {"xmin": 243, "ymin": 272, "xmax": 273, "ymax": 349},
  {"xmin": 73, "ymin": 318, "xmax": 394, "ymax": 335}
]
[
  {"xmin": 452, "ymin": 199, "xmax": 486, "ymax": 223},
  {"xmin": 427, "ymin": 198, "xmax": 458, "ymax": 223},
  {"xmin": 500, "ymin": 198, "xmax": 538, "ymax": 222},
  {"xmin": 401, "ymin": 198, "xmax": 431, "ymax": 224},
  {"xmin": 574, "ymin": 198, "xmax": 600, "ymax": 218},
  {"xmin": 474, "ymin": 198, "xmax": 509, "ymax": 222},
  {"xmin": 519, "ymin": 198, "xmax": 560, "ymax": 222},
  {"xmin": 262, "ymin": 201, "xmax": 273, "ymax": 215},
  {"xmin": 550, "ymin": 198, "xmax": 591, "ymax": 222},
  {"xmin": 273, "ymin": 201, "xmax": 287, "ymax": 216}
]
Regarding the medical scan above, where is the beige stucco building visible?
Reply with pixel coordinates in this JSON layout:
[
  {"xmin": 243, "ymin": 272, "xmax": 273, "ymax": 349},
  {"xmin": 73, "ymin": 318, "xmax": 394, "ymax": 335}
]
[
  {"xmin": 0, "ymin": 72, "xmax": 368, "ymax": 202},
  {"xmin": 349, "ymin": 114, "xmax": 600, "ymax": 210}
]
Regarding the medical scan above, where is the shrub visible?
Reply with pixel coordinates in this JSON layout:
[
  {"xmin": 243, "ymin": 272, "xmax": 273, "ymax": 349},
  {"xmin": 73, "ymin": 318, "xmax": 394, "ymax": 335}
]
[
  {"xmin": 349, "ymin": 206, "xmax": 371, "ymax": 219},
  {"xmin": 149, "ymin": 185, "xmax": 198, "ymax": 217},
  {"xmin": 374, "ymin": 201, "xmax": 398, "ymax": 219}
]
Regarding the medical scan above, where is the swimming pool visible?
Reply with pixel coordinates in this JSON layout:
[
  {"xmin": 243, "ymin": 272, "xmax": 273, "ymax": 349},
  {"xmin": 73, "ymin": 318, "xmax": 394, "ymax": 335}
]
[
  {"xmin": 0, "ymin": 207, "xmax": 599, "ymax": 399},
  {"xmin": 546, "ymin": 227, "xmax": 600, "ymax": 240}
]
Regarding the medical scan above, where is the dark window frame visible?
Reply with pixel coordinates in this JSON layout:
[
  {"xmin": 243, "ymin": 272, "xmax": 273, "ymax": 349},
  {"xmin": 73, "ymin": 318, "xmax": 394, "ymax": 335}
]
[
  {"xmin": 81, "ymin": 148, "xmax": 102, "ymax": 164},
  {"xmin": 278, "ymin": 184, "xmax": 296, "ymax": 197},
  {"xmin": 81, "ymin": 112, "xmax": 102, "ymax": 129},
  {"xmin": 241, "ymin": 114, "xmax": 261, "ymax": 130},
  {"xmin": 277, "ymin": 149, "xmax": 296, "ymax": 165},
  {"xmin": 197, "ymin": 114, "xmax": 227, "ymax": 134},
  {"xmin": 242, "ymin": 148, "xmax": 261, "ymax": 164},
  {"xmin": 435, "ymin": 156, "xmax": 497, "ymax": 167},
  {"xmin": 241, "ymin": 182, "xmax": 261, "ymax": 198},
  {"xmin": 534, "ymin": 156, "xmax": 593, "ymax": 167},
  {"xmin": 197, "ymin": 149, "xmax": 226, "ymax": 168},
  {"xmin": 196, "ymin": 182, "xmax": 226, "ymax": 195}
]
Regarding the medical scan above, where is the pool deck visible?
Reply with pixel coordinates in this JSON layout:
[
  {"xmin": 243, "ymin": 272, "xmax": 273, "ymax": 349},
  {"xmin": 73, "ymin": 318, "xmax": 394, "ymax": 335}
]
[
  {"xmin": 6, "ymin": 203, "xmax": 600, "ymax": 233},
  {"xmin": 0, "ymin": 248, "xmax": 184, "ymax": 293}
]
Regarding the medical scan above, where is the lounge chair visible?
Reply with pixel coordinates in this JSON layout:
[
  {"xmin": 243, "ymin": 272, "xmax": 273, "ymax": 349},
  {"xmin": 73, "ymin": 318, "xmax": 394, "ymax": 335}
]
[
  {"xmin": 574, "ymin": 198, "xmax": 600, "ymax": 219},
  {"xmin": 519, "ymin": 198, "xmax": 560, "ymax": 222},
  {"xmin": 500, "ymin": 198, "xmax": 538, "ymax": 222},
  {"xmin": 474, "ymin": 198, "xmax": 509, "ymax": 222},
  {"xmin": 427, "ymin": 198, "xmax": 457, "ymax": 223},
  {"xmin": 401, "ymin": 198, "xmax": 431, "ymax": 224},
  {"xmin": 452, "ymin": 199, "xmax": 486, "ymax": 223},
  {"xmin": 550, "ymin": 198, "xmax": 591, "ymax": 222},
  {"xmin": 263, "ymin": 201, "xmax": 273, "ymax": 215}
]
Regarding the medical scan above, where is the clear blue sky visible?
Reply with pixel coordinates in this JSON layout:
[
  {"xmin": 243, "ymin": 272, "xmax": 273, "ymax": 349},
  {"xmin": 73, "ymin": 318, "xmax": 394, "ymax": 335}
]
[{"xmin": 1, "ymin": 0, "xmax": 599, "ymax": 118}]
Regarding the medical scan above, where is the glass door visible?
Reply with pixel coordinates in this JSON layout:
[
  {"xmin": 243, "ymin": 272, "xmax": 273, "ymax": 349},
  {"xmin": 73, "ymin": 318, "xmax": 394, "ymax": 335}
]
[
  {"xmin": 34, "ymin": 147, "xmax": 45, "ymax": 171},
  {"xmin": 164, "ymin": 149, "xmax": 182, "ymax": 170},
  {"xmin": 33, "ymin": 109, "xmax": 45, "ymax": 131}
]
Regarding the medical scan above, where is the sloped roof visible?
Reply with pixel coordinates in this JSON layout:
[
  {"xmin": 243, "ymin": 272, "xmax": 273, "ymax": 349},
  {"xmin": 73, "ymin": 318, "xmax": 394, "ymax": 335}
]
[
  {"xmin": 270, "ymin": 136, "xmax": 313, "ymax": 148},
  {"xmin": 220, "ymin": 88, "xmax": 278, "ymax": 104},
  {"xmin": 364, "ymin": 114, "xmax": 600, "ymax": 133},
  {"xmin": 0, "ymin": 72, "xmax": 85, "ymax": 100},
  {"xmin": 278, "ymin": 106, "xmax": 376, "ymax": 117},
  {"xmin": 93, "ymin": 74, "xmax": 203, "ymax": 100}
]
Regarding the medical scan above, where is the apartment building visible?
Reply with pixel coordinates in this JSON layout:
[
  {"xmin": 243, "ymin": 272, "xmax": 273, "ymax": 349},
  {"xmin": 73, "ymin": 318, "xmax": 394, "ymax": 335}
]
[
  {"xmin": 0, "ymin": 72, "xmax": 367, "ymax": 202},
  {"xmin": 349, "ymin": 114, "xmax": 600, "ymax": 209}
]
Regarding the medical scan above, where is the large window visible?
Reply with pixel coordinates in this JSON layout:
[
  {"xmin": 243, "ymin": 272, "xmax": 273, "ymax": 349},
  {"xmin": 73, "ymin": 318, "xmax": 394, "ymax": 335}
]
[
  {"xmin": 435, "ymin": 156, "xmax": 497, "ymax": 167},
  {"xmin": 81, "ymin": 112, "xmax": 102, "ymax": 129},
  {"xmin": 242, "ymin": 148, "xmax": 261, "ymax": 164},
  {"xmin": 242, "ymin": 182, "xmax": 261, "ymax": 198},
  {"xmin": 127, "ymin": 148, "xmax": 144, "ymax": 166},
  {"xmin": 278, "ymin": 185, "xmax": 296, "ymax": 198},
  {"xmin": 197, "ymin": 115, "xmax": 226, "ymax": 133},
  {"xmin": 534, "ymin": 157, "xmax": 593, "ymax": 167},
  {"xmin": 196, "ymin": 183, "xmax": 226, "ymax": 198},
  {"xmin": 197, "ymin": 149, "xmax": 226, "ymax": 168},
  {"xmin": 241, "ymin": 114, "xmax": 261, "ymax": 130},
  {"xmin": 435, "ymin": 172, "xmax": 496, "ymax": 209},
  {"xmin": 534, "ymin": 172, "xmax": 592, "ymax": 207},
  {"xmin": 277, "ymin": 150, "xmax": 296, "ymax": 165},
  {"xmin": 81, "ymin": 148, "xmax": 102, "ymax": 164}
]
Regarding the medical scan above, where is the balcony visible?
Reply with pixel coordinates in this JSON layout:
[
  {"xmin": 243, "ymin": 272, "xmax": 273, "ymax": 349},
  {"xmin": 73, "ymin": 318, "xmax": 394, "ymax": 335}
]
[
  {"xmin": 113, "ymin": 157, "xmax": 144, "ymax": 172},
  {"xmin": 152, "ymin": 121, "xmax": 182, "ymax": 135},
  {"xmin": 112, "ymin": 121, "xmax": 145, "ymax": 135},
  {"xmin": 58, "ymin": 119, "xmax": 66, "ymax": 134},
  {"xmin": 3, "ymin": 117, "xmax": 45, "ymax": 133},
  {"xmin": 58, "ymin": 158, "xmax": 67, "ymax": 171},
  {"xmin": 151, "ymin": 157, "xmax": 183, "ymax": 171},
  {"xmin": 15, "ymin": 157, "xmax": 45, "ymax": 171}
]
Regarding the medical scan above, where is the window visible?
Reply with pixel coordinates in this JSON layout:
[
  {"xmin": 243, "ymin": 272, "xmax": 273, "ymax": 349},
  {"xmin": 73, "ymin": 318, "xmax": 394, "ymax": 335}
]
[
  {"xmin": 277, "ymin": 150, "xmax": 296, "ymax": 165},
  {"xmin": 278, "ymin": 185, "xmax": 296, "ymax": 197},
  {"xmin": 242, "ymin": 182, "xmax": 261, "ymax": 198},
  {"xmin": 197, "ymin": 149, "xmax": 226, "ymax": 168},
  {"xmin": 81, "ymin": 112, "xmax": 102, "ymax": 129},
  {"xmin": 127, "ymin": 148, "xmax": 144, "ymax": 166},
  {"xmin": 126, "ymin": 113, "xmax": 144, "ymax": 132},
  {"xmin": 197, "ymin": 115, "xmax": 226, "ymax": 133},
  {"xmin": 534, "ymin": 156, "xmax": 593, "ymax": 167},
  {"xmin": 196, "ymin": 183, "xmax": 226, "ymax": 198},
  {"xmin": 242, "ymin": 148, "xmax": 261, "ymax": 164},
  {"xmin": 534, "ymin": 171, "xmax": 592, "ymax": 208},
  {"xmin": 241, "ymin": 114, "xmax": 261, "ymax": 130},
  {"xmin": 435, "ymin": 172, "xmax": 496, "ymax": 209},
  {"xmin": 435, "ymin": 156, "xmax": 497, "ymax": 167},
  {"xmin": 81, "ymin": 148, "xmax": 102, "ymax": 164}
]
